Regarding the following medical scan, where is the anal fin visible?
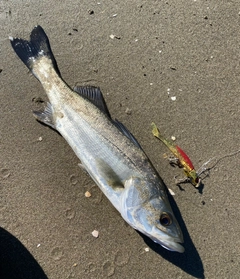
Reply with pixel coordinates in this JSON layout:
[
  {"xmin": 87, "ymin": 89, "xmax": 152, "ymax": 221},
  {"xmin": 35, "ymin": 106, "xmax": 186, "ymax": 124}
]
[{"xmin": 33, "ymin": 102, "xmax": 55, "ymax": 129}]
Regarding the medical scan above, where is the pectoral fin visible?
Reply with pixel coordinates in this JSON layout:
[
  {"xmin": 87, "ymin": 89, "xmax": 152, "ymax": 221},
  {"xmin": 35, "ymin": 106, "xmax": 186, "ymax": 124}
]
[{"xmin": 95, "ymin": 158, "xmax": 124, "ymax": 189}]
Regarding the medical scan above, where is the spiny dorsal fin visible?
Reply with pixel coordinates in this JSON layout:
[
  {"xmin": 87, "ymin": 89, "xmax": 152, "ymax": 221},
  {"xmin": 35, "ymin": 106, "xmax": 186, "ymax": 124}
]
[
  {"xmin": 113, "ymin": 119, "xmax": 142, "ymax": 149},
  {"xmin": 73, "ymin": 86, "xmax": 111, "ymax": 118}
]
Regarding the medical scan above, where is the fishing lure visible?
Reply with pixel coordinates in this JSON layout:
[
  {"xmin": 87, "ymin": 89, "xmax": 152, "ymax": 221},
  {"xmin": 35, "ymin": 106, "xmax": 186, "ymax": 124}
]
[{"xmin": 151, "ymin": 122, "xmax": 201, "ymax": 187}]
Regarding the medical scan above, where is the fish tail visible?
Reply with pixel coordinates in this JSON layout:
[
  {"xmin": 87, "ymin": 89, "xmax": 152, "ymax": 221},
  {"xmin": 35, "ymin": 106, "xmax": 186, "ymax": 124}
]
[{"xmin": 9, "ymin": 25, "xmax": 60, "ymax": 78}]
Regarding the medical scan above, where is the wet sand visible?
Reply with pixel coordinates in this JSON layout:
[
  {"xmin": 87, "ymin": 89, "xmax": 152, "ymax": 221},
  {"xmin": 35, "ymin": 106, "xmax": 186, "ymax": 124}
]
[{"xmin": 0, "ymin": 1, "xmax": 240, "ymax": 278}]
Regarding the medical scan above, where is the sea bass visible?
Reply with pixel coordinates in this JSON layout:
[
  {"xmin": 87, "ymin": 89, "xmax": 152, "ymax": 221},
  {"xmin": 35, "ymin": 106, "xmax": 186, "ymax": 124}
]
[{"xmin": 10, "ymin": 26, "xmax": 184, "ymax": 252}]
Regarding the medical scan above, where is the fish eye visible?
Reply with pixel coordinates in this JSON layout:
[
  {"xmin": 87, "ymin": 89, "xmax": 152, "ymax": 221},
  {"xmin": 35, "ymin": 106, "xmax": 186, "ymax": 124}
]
[{"xmin": 160, "ymin": 213, "xmax": 172, "ymax": 226}]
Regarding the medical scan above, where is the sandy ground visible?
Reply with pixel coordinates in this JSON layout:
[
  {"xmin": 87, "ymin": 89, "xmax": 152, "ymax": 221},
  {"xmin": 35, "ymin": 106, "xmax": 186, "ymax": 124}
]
[{"xmin": 0, "ymin": 1, "xmax": 240, "ymax": 278}]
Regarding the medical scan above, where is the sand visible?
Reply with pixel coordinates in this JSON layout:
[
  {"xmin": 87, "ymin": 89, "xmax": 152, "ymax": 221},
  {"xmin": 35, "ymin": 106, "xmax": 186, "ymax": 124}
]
[{"xmin": 0, "ymin": 1, "xmax": 240, "ymax": 278}]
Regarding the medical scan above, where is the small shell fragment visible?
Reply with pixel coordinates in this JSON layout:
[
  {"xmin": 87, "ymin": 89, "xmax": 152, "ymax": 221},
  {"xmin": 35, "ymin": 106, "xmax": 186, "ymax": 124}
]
[
  {"xmin": 171, "ymin": 136, "xmax": 176, "ymax": 141},
  {"xmin": 144, "ymin": 247, "xmax": 150, "ymax": 252},
  {"xmin": 91, "ymin": 230, "xmax": 99, "ymax": 238},
  {"xmin": 170, "ymin": 96, "xmax": 176, "ymax": 101},
  {"xmin": 163, "ymin": 153, "xmax": 168, "ymax": 159},
  {"xmin": 110, "ymin": 34, "xmax": 121, "ymax": 39},
  {"xmin": 125, "ymin": 107, "xmax": 132, "ymax": 115},
  {"xmin": 85, "ymin": 191, "xmax": 92, "ymax": 197},
  {"xmin": 168, "ymin": 188, "xmax": 175, "ymax": 196}
]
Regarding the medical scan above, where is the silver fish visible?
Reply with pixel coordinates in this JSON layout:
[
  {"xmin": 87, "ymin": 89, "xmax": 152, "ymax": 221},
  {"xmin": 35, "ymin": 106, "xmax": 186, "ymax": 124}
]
[{"xmin": 10, "ymin": 26, "xmax": 184, "ymax": 252}]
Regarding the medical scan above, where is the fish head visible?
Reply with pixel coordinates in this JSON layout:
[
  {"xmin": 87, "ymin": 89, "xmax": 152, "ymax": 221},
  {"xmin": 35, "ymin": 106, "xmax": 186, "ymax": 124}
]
[{"xmin": 120, "ymin": 177, "xmax": 184, "ymax": 253}]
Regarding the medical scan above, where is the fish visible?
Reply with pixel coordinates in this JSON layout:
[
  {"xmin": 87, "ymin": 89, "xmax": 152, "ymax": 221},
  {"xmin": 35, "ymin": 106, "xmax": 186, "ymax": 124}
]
[
  {"xmin": 151, "ymin": 122, "xmax": 200, "ymax": 187},
  {"xmin": 10, "ymin": 26, "xmax": 184, "ymax": 252}
]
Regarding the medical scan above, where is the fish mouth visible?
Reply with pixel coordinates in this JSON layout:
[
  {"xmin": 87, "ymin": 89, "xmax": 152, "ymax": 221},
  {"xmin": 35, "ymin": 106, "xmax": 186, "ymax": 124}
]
[
  {"xmin": 158, "ymin": 240, "xmax": 185, "ymax": 253},
  {"xmin": 151, "ymin": 235, "xmax": 184, "ymax": 253}
]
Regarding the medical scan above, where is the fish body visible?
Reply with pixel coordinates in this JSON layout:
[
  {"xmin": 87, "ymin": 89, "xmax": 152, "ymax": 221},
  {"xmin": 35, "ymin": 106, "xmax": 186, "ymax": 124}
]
[
  {"xmin": 151, "ymin": 122, "xmax": 200, "ymax": 187},
  {"xmin": 10, "ymin": 26, "xmax": 184, "ymax": 252}
]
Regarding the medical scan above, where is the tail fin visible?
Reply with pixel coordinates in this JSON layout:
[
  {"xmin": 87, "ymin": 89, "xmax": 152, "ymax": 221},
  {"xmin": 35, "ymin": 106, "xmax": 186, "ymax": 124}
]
[{"xmin": 10, "ymin": 25, "xmax": 60, "ymax": 76}]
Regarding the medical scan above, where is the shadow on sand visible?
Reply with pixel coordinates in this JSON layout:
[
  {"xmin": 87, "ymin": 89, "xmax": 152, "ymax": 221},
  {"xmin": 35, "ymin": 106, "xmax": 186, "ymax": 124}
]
[
  {"xmin": 0, "ymin": 227, "xmax": 48, "ymax": 279},
  {"xmin": 139, "ymin": 189, "xmax": 205, "ymax": 279}
]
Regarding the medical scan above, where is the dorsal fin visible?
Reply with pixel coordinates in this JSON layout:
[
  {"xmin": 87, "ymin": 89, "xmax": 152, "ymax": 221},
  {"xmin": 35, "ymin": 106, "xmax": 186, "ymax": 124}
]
[
  {"xmin": 113, "ymin": 119, "xmax": 142, "ymax": 149},
  {"xmin": 73, "ymin": 86, "xmax": 142, "ymax": 149},
  {"xmin": 73, "ymin": 86, "xmax": 111, "ymax": 118}
]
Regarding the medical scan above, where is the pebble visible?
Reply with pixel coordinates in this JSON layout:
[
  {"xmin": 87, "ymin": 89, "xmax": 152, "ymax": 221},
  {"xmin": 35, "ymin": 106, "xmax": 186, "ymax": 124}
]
[
  {"xmin": 85, "ymin": 191, "xmax": 92, "ymax": 198},
  {"xmin": 91, "ymin": 230, "xmax": 99, "ymax": 238}
]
